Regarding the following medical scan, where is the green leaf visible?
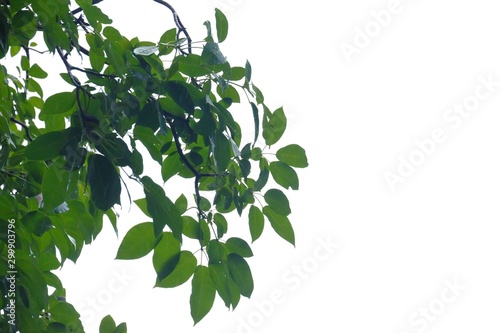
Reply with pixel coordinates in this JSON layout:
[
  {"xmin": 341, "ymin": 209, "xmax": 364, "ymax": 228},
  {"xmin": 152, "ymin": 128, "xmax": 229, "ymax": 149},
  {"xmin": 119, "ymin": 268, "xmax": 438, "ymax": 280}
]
[
  {"xmin": 22, "ymin": 211, "xmax": 52, "ymax": 237},
  {"xmin": 262, "ymin": 107, "xmax": 287, "ymax": 146},
  {"xmin": 263, "ymin": 206, "xmax": 295, "ymax": 246},
  {"xmin": 134, "ymin": 198, "xmax": 151, "ymax": 218},
  {"xmin": 114, "ymin": 323, "xmax": 127, "ymax": 333},
  {"xmin": 104, "ymin": 39, "xmax": 125, "ymax": 77},
  {"xmin": 264, "ymin": 189, "xmax": 291, "ymax": 216},
  {"xmin": 269, "ymin": 161, "xmax": 299, "ymax": 190},
  {"xmin": 87, "ymin": 154, "xmax": 121, "ymax": 211},
  {"xmin": 276, "ymin": 144, "xmax": 308, "ymax": 168},
  {"xmin": 25, "ymin": 127, "xmax": 80, "ymax": 161},
  {"xmin": 116, "ymin": 222, "xmax": 155, "ymax": 259},
  {"xmin": 225, "ymin": 237, "xmax": 253, "ymax": 257},
  {"xmin": 175, "ymin": 194, "xmax": 188, "ymax": 214},
  {"xmin": 41, "ymin": 92, "xmax": 76, "ymax": 115},
  {"xmin": 209, "ymin": 263, "xmax": 231, "ymax": 308},
  {"xmin": 250, "ymin": 102, "xmax": 259, "ymax": 145},
  {"xmin": 182, "ymin": 216, "xmax": 200, "ymax": 239},
  {"xmin": 153, "ymin": 232, "xmax": 181, "ymax": 281},
  {"xmin": 245, "ymin": 60, "xmax": 252, "ymax": 83},
  {"xmin": 156, "ymin": 251, "xmax": 197, "ymax": 288},
  {"xmin": 29, "ymin": 63, "xmax": 48, "ymax": 79},
  {"xmin": 227, "ymin": 253, "xmax": 253, "ymax": 297},
  {"xmin": 248, "ymin": 205, "xmax": 264, "ymax": 242},
  {"xmin": 215, "ymin": 9, "xmax": 229, "ymax": 43},
  {"xmin": 213, "ymin": 132, "xmax": 231, "ymax": 173},
  {"xmin": 201, "ymin": 42, "xmax": 226, "ymax": 65},
  {"xmin": 254, "ymin": 159, "xmax": 269, "ymax": 191},
  {"xmin": 161, "ymin": 152, "xmax": 183, "ymax": 182},
  {"xmin": 213, "ymin": 213, "xmax": 228, "ymax": 238},
  {"xmin": 142, "ymin": 176, "xmax": 183, "ymax": 240},
  {"xmin": 49, "ymin": 302, "xmax": 82, "ymax": 327},
  {"xmin": 163, "ymin": 81, "xmax": 195, "ymax": 114},
  {"xmin": 99, "ymin": 315, "xmax": 116, "ymax": 333},
  {"xmin": 190, "ymin": 265, "xmax": 216, "ymax": 325},
  {"xmin": 41, "ymin": 162, "xmax": 73, "ymax": 211}
]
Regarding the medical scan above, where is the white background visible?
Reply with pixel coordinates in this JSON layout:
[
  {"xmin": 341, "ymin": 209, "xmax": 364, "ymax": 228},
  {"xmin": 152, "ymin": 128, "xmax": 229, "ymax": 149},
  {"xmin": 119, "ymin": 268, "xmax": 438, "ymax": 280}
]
[{"xmin": 51, "ymin": 0, "xmax": 500, "ymax": 332}]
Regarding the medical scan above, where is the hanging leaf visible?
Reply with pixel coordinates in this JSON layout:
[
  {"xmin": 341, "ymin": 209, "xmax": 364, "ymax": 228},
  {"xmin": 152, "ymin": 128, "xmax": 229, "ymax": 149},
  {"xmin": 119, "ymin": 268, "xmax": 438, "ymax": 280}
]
[
  {"xmin": 142, "ymin": 176, "xmax": 183, "ymax": 240},
  {"xmin": 264, "ymin": 189, "xmax": 291, "ymax": 216},
  {"xmin": 116, "ymin": 222, "xmax": 156, "ymax": 259},
  {"xmin": 227, "ymin": 253, "xmax": 253, "ymax": 297},
  {"xmin": 190, "ymin": 265, "xmax": 216, "ymax": 325},
  {"xmin": 86, "ymin": 154, "xmax": 121, "ymax": 211},
  {"xmin": 263, "ymin": 206, "xmax": 295, "ymax": 246}
]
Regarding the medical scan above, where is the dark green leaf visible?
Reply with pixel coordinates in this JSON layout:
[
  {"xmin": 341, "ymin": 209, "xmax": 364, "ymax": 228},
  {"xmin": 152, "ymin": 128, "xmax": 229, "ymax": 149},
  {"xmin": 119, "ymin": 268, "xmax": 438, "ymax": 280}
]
[
  {"xmin": 87, "ymin": 154, "xmax": 121, "ymax": 211},
  {"xmin": 201, "ymin": 42, "xmax": 226, "ymax": 65},
  {"xmin": 190, "ymin": 265, "xmax": 216, "ymax": 324},
  {"xmin": 142, "ymin": 176, "xmax": 183, "ymax": 240},
  {"xmin": 215, "ymin": 9, "xmax": 229, "ymax": 43},
  {"xmin": 24, "ymin": 132, "xmax": 66, "ymax": 161},
  {"xmin": 264, "ymin": 189, "xmax": 291, "ymax": 216},
  {"xmin": 248, "ymin": 205, "xmax": 264, "ymax": 242},
  {"xmin": 227, "ymin": 253, "xmax": 253, "ymax": 297},
  {"xmin": 22, "ymin": 211, "xmax": 52, "ymax": 237},
  {"xmin": 213, "ymin": 132, "xmax": 231, "ymax": 173},
  {"xmin": 263, "ymin": 206, "xmax": 295, "ymax": 246},
  {"xmin": 269, "ymin": 161, "xmax": 299, "ymax": 190},
  {"xmin": 225, "ymin": 237, "xmax": 253, "ymax": 257},
  {"xmin": 153, "ymin": 232, "xmax": 181, "ymax": 281}
]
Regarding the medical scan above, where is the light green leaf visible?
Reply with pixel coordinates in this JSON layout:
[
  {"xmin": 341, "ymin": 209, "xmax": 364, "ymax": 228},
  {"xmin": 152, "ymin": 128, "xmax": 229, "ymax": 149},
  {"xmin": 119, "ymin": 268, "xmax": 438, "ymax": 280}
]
[
  {"xmin": 262, "ymin": 107, "xmax": 286, "ymax": 146},
  {"xmin": 116, "ymin": 222, "xmax": 155, "ymax": 259},
  {"xmin": 41, "ymin": 92, "xmax": 76, "ymax": 115},
  {"xmin": 276, "ymin": 144, "xmax": 308, "ymax": 168},
  {"xmin": 99, "ymin": 315, "xmax": 116, "ymax": 333},
  {"xmin": 156, "ymin": 251, "xmax": 197, "ymax": 288}
]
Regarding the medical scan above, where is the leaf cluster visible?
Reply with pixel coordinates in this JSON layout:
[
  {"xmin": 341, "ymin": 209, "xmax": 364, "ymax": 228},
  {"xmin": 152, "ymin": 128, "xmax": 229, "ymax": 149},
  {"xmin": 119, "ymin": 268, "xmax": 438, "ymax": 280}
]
[{"xmin": 0, "ymin": 1, "xmax": 308, "ymax": 330}]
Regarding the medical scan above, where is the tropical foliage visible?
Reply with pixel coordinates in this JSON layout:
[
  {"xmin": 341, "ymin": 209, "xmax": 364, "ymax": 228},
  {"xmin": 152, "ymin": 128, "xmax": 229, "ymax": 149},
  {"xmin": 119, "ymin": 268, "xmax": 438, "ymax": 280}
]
[{"xmin": 0, "ymin": 0, "xmax": 308, "ymax": 331}]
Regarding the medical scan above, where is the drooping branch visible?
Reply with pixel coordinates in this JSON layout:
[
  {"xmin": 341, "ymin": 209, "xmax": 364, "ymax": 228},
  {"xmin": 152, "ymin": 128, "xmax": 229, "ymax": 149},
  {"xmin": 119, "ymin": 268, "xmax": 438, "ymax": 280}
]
[
  {"xmin": 162, "ymin": 112, "xmax": 217, "ymax": 218},
  {"xmin": 152, "ymin": 0, "xmax": 192, "ymax": 54},
  {"xmin": 9, "ymin": 117, "xmax": 33, "ymax": 142},
  {"xmin": 70, "ymin": 0, "xmax": 192, "ymax": 54}
]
